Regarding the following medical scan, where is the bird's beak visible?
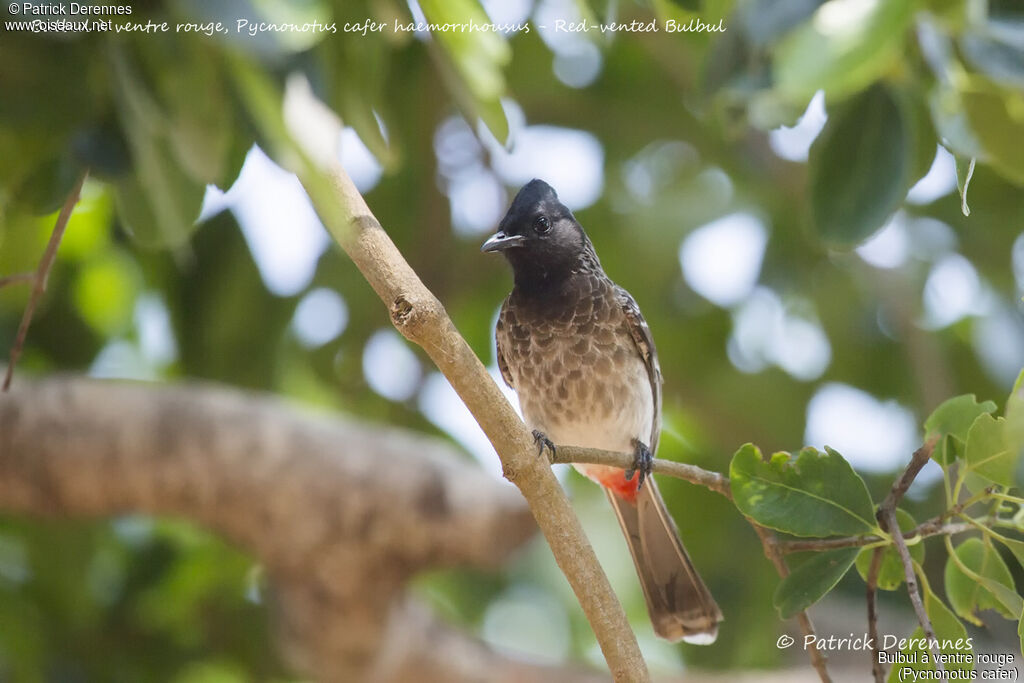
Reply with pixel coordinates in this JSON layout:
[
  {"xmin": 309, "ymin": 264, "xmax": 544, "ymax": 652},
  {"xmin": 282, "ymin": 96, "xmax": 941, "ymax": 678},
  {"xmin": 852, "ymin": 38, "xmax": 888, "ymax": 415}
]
[{"xmin": 481, "ymin": 231, "xmax": 526, "ymax": 253}]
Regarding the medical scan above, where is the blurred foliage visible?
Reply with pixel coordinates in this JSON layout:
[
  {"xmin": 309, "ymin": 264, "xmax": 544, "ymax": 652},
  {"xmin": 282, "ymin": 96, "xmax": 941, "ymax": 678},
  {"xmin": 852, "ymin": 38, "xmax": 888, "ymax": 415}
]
[
  {"xmin": 0, "ymin": 517, "xmax": 286, "ymax": 683},
  {"xmin": 1, "ymin": 0, "xmax": 1024, "ymax": 678}
]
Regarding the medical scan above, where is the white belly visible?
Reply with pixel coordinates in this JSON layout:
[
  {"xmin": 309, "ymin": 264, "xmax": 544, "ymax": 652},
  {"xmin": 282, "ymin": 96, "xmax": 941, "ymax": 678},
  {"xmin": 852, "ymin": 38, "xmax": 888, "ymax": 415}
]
[{"xmin": 519, "ymin": 353, "xmax": 654, "ymax": 457}]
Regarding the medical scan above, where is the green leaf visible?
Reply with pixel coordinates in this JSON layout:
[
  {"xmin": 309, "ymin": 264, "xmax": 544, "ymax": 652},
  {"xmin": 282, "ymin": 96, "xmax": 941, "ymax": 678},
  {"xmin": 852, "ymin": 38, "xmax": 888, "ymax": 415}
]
[
  {"xmin": 923, "ymin": 589, "xmax": 972, "ymax": 659},
  {"xmin": 978, "ymin": 574, "xmax": 1024, "ymax": 620},
  {"xmin": 925, "ymin": 394, "xmax": 997, "ymax": 465},
  {"xmin": 886, "ymin": 587, "xmax": 973, "ymax": 681},
  {"xmin": 993, "ymin": 534, "xmax": 1024, "ymax": 572},
  {"xmin": 730, "ymin": 444, "xmax": 878, "ymax": 537},
  {"xmin": 959, "ymin": 77, "xmax": 1024, "ymax": 185},
  {"xmin": 12, "ymin": 152, "xmax": 82, "ymax": 215},
  {"xmin": 901, "ymin": 89, "xmax": 940, "ymax": 193},
  {"xmin": 945, "ymin": 538, "xmax": 1019, "ymax": 625},
  {"xmin": 57, "ymin": 182, "xmax": 113, "ymax": 262},
  {"xmin": 70, "ymin": 118, "xmax": 132, "ymax": 180},
  {"xmin": 855, "ymin": 509, "xmax": 923, "ymax": 591},
  {"xmin": 72, "ymin": 249, "xmax": 141, "ymax": 336},
  {"xmin": 774, "ymin": 548, "xmax": 858, "ymax": 618},
  {"xmin": 322, "ymin": 17, "xmax": 398, "ymax": 172},
  {"xmin": 955, "ymin": 156, "xmax": 976, "ymax": 217},
  {"xmin": 774, "ymin": 0, "xmax": 913, "ymax": 102},
  {"xmin": 961, "ymin": 26, "xmax": 1024, "ymax": 90},
  {"xmin": 113, "ymin": 173, "xmax": 204, "ymax": 251},
  {"xmin": 418, "ymin": 0, "xmax": 511, "ymax": 143},
  {"xmin": 964, "ymin": 413, "xmax": 1017, "ymax": 488},
  {"xmin": 159, "ymin": 47, "xmax": 233, "ymax": 186},
  {"xmin": 666, "ymin": 0, "xmax": 701, "ymax": 10},
  {"xmin": 1006, "ymin": 370, "xmax": 1024, "ymax": 487},
  {"xmin": 930, "ymin": 86, "xmax": 985, "ymax": 159},
  {"xmin": 738, "ymin": 0, "xmax": 823, "ymax": 48},
  {"xmin": 807, "ymin": 85, "xmax": 909, "ymax": 248},
  {"xmin": 111, "ymin": 50, "xmax": 206, "ymax": 248}
]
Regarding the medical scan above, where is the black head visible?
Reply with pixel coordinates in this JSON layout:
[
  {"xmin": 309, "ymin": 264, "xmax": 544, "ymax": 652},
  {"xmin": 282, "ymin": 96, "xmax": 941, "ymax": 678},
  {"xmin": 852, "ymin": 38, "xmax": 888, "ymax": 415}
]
[{"xmin": 481, "ymin": 179, "xmax": 597, "ymax": 288}]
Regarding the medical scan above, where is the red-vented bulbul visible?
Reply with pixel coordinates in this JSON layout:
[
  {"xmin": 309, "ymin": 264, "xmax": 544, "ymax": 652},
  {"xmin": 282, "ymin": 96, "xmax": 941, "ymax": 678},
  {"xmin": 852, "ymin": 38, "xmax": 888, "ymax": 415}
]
[{"xmin": 482, "ymin": 179, "xmax": 723, "ymax": 644}]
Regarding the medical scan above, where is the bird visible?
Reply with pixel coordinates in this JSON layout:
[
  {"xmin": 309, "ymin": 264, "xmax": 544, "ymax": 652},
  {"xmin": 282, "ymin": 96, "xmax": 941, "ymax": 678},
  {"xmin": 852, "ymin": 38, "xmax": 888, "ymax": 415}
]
[{"xmin": 481, "ymin": 179, "xmax": 722, "ymax": 644}]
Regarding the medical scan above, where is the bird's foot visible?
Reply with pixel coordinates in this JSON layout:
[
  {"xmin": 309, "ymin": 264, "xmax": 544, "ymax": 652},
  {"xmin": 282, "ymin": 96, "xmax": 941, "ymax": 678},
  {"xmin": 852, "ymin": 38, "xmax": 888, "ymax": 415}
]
[
  {"xmin": 626, "ymin": 438, "xmax": 653, "ymax": 491},
  {"xmin": 532, "ymin": 430, "xmax": 556, "ymax": 461}
]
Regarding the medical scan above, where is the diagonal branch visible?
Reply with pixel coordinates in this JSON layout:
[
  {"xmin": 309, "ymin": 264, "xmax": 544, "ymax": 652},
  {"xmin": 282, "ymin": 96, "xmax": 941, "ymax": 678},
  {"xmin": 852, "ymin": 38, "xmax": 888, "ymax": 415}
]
[
  {"xmin": 294, "ymin": 155, "xmax": 649, "ymax": 680},
  {"xmin": 753, "ymin": 527, "xmax": 832, "ymax": 683},
  {"xmin": 876, "ymin": 439, "xmax": 944, "ymax": 675},
  {"xmin": 882, "ymin": 509, "xmax": 943, "ymax": 673},
  {"xmin": 3, "ymin": 170, "xmax": 87, "ymax": 391}
]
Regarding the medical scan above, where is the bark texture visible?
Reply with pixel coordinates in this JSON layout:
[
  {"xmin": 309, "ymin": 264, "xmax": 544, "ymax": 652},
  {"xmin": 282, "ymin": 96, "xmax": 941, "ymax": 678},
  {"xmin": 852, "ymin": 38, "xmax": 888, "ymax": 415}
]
[{"xmin": 0, "ymin": 376, "xmax": 592, "ymax": 681}]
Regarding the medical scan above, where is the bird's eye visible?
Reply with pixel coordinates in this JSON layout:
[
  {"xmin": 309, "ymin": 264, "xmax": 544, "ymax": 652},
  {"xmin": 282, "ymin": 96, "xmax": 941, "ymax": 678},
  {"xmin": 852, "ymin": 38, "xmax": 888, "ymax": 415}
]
[{"xmin": 534, "ymin": 215, "xmax": 551, "ymax": 234}]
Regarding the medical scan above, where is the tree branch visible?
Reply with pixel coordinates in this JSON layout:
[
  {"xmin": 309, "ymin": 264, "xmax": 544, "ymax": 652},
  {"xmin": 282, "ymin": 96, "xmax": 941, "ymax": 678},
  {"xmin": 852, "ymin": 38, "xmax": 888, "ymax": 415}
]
[
  {"xmin": 879, "ymin": 438, "xmax": 938, "ymax": 513},
  {"xmin": 550, "ymin": 445, "xmax": 731, "ymax": 497},
  {"xmin": 0, "ymin": 272, "xmax": 34, "ymax": 289},
  {"xmin": 752, "ymin": 527, "xmax": 832, "ymax": 683},
  {"xmin": 0, "ymin": 377, "xmax": 547, "ymax": 681},
  {"xmin": 865, "ymin": 548, "xmax": 885, "ymax": 683},
  {"xmin": 295, "ymin": 156, "xmax": 650, "ymax": 678},
  {"xmin": 3, "ymin": 170, "xmax": 87, "ymax": 391},
  {"xmin": 778, "ymin": 521, "xmax": 975, "ymax": 553},
  {"xmin": 876, "ymin": 439, "xmax": 943, "ymax": 675}
]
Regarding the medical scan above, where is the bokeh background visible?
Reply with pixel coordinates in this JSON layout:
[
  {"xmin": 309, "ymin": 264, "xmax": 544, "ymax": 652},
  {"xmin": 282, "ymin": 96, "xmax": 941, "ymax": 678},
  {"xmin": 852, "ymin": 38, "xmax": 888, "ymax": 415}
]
[{"xmin": 1, "ymin": 0, "xmax": 1023, "ymax": 679}]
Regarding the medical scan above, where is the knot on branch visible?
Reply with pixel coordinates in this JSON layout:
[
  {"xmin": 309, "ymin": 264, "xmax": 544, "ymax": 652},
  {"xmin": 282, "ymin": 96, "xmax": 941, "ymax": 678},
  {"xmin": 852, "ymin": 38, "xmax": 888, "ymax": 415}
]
[
  {"xmin": 389, "ymin": 294, "xmax": 444, "ymax": 344},
  {"xmin": 391, "ymin": 295, "xmax": 414, "ymax": 326},
  {"xmin": 501, "ymin": 461, "xmax": 519, "ymax": 483}
]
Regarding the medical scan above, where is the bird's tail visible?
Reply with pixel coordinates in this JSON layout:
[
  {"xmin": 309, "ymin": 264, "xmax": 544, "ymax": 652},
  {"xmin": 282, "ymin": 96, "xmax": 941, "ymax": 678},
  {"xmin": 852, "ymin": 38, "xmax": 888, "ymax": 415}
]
[{"xmin": 606, "ymin": 477, "xmax": 723, "ymax": 644}]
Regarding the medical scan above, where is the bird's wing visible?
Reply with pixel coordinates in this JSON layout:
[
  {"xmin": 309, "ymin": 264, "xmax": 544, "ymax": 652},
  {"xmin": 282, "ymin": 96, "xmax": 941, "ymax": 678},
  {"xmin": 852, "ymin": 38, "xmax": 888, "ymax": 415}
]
[
  {"xmin": 616, "ymin": 286, "xmax": 663, "ymax": 454},
  {"xmin": 495, "ymin": 299, "xmax": 516, "ymax": 389}
]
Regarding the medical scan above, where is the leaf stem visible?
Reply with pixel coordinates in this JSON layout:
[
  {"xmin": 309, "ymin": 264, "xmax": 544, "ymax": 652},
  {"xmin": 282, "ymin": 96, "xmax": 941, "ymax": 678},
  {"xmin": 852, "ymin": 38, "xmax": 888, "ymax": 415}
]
[{"xmin": 0, "ymin": 272, "xmax": 34, "ymax": 289}]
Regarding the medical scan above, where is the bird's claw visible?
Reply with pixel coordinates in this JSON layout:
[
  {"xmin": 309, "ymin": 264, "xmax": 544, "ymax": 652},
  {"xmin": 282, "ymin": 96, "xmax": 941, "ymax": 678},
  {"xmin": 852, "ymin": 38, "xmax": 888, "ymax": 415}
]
[
  {"xmin": 532, "ymin": 430, "xmax": 556, "ymax": 461},
  {"xmin": 626, "ymin": 438, "xmax": 653, "ymax": 491}
]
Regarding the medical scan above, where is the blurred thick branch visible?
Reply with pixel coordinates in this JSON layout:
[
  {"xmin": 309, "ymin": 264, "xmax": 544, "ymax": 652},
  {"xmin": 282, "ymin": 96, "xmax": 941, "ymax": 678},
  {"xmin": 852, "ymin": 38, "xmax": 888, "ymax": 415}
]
[{"xmin": 0, "ymin": 377, "xmax": 614, "ymax": 682}]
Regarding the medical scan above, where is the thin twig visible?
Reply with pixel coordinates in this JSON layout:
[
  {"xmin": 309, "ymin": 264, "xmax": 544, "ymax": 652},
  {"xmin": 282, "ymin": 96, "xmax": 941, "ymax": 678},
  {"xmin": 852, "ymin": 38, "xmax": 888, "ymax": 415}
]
[
  {"xmin": 551, "ymin": 445, "xmax": 988, "ymax": 554},
  {"xmin": 2, "ymin": 171, "xmax": 87, "ymax": 392},
  {"xmin": 550, "ymin": 445, "xmax": 732, "ymax": 498},
  {"xmin": 883, "ymin": 509, "xmax": 944, "ymax": 675},
  {"xmin": 0, "ymin": 272, "xmax": 34, "ymax": 289},
  {"xmin": 753, "ymin": 526, "xmax": 832, "ymax": 683},
  {"xmin": 877, "ymin": 439, "xmax": 944, "ymax": 676},
  {"xmin": 865, "ymin": 547, "xmax": 885, "ymax": 683},
  {"xmin": 779, "ymin": 521, "xmax": 975, "ymax": 553},
  {"xmin": 782, "ymin": 488, "xmax": 989, "ymax": 553},
  {"xmin": 879, "ymin": 438, "xmax": 938, "ymax": 512}
]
